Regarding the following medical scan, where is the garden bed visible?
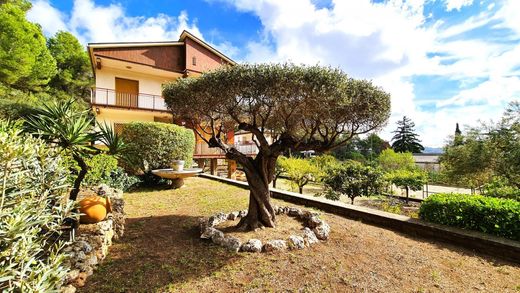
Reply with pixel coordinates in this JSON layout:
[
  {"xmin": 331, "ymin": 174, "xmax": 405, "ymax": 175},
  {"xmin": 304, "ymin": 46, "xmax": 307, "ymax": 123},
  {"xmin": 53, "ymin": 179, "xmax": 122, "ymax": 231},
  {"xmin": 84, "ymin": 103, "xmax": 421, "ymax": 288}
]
[{"xmin": 80, "ymin": 177, "xmax": 520, "ymax": 292}]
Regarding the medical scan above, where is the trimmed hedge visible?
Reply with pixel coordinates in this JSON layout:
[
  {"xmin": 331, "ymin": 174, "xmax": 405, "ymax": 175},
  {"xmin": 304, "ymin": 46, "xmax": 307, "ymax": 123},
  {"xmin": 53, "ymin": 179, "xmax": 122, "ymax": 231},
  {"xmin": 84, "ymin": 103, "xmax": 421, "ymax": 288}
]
[
  {"xmin": 121, "ymin": 121, "xmax": 195, "ymax": 173},
  {"xmin": 419, "ymin": 193, "xmax": 520, "ymax": 240}
]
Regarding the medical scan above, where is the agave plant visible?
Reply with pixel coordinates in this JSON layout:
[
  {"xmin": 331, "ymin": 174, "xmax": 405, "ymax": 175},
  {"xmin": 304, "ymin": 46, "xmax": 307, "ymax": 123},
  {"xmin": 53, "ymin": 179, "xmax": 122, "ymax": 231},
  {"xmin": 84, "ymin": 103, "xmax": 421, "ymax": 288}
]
[
  {"xmin": 25, "ymin": 99, "xmax": 97, "ymax": 201},
  {"xmin": 97, "ymin": 121, "xmax": 127, "ymax": 158}
]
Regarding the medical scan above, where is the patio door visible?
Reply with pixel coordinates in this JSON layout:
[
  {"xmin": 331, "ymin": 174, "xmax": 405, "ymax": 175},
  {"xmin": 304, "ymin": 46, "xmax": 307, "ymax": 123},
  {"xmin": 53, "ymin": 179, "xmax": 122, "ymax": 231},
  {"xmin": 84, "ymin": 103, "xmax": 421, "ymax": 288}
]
[{"xmin": 115, "ymin": 78, "xmax": 138, "ymax": 108}]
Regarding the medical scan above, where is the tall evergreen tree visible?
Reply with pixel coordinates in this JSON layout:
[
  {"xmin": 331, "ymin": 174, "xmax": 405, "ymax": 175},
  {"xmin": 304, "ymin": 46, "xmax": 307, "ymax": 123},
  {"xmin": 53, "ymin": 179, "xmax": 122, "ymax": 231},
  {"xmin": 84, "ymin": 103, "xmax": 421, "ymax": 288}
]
[
  {"xmin": 391, "ymin": 116, "xmax": 424, "ymax": 153},
  {"xmin": 454, "ymin": 122, "xmax": 463, "ymax": 145},
  {"xmin": 47, "ymin": 31, "xmax": 92, "ymax": 101},
  {"xmin": 0, "ymin": 0, "xmax": 56, "ymax": 91}
]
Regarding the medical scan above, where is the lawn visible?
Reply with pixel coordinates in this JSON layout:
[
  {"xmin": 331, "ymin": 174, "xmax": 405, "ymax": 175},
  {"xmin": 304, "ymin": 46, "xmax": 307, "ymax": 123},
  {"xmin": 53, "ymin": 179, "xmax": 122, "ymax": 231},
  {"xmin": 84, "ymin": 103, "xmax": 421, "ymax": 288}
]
[{"xmin": 80, "ymin": 177, "xmax": 520, "ymax": 292}]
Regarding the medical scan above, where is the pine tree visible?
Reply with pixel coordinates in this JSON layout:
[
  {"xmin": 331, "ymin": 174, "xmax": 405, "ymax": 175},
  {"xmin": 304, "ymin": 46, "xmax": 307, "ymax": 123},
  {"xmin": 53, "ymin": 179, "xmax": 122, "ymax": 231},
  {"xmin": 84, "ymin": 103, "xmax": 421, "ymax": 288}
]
[
  {"xmin": 391, "ymin": 116, "xmax": 424, "ymax": 153},
  {"xmin": 454, "ymin": 122, "xmax": 463, "ymax": 146}
]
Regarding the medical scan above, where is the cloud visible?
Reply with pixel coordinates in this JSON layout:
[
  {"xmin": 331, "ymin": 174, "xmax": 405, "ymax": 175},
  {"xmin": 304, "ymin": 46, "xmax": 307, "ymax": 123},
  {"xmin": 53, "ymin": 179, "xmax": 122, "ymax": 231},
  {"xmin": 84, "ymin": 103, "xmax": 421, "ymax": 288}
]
[
  {"xmin": 444, "ymin": 0, "xmax": 473, "ymax": 11},
  {"xmin": 28, "ymin": 0, "xmax": 201, "ymax": 43},
  {"xmin": 28, "ymin": 0, "xmax": 240, "ymax": 60},
  {"xmin": 28, "ymin": 0, "xmax": 520, "ymax": 147},
  {"xmin": 27, "ymin": 0, "xmax": 67, "ymax": 35},
  {"xmin": 214, "ymin": 0, "xmax": 520, "ymax": 147}
]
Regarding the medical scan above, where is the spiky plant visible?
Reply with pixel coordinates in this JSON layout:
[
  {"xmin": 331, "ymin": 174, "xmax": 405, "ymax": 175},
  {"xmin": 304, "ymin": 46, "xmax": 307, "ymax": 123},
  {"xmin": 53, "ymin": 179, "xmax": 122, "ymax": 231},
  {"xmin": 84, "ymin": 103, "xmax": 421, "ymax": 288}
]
[
  {"xmin": 97, "ymin": 121, "xmax": 126, "ymax": 158},
  {"xmin": 25, "ymin": 99, "xmax": 97, "ymax": 201}
]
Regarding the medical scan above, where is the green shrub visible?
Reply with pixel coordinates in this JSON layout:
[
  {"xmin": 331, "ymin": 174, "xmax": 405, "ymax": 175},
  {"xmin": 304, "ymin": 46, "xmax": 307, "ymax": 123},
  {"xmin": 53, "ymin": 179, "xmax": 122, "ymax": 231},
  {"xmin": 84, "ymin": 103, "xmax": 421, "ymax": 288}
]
[
  {"xmin": 323, "ymin": 161, "xmax": 385, "ymax": 204},
  {"xmin": 419, "ymin": 193, "xmax": 520, "ymax": 240},
  {"xmin": 69, "ymin": 153, "xmax": 139, "ymax": 191},
  {"xmin": 121, "ymin": 122, "xmax": 195, "ymax": 173},
  {"xmin": 107, "ymin": 167, "xmax": 141, "ymax": 191},
  {"xmin": 283, "ymin": 157, "xmax": 320, "ymax": 193},
  {"xmin": 0, "ymin": 121, "xmax": 74, "ymax": 291},
  {"xmin": 384, "ymin": 168, "xmax": 427, "ymax": 201},
  {"xmin": 482, "ymin": 176, "xmax": 520, "ymax": 201},
  {"xmin": 83, "ymin": 153, "xmax": 118, "ymax": 187}
]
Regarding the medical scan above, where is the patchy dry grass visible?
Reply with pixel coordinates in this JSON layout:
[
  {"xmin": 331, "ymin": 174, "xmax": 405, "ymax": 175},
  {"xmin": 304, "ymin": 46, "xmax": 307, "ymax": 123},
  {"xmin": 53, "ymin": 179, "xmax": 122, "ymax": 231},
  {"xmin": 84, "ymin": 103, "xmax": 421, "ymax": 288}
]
[{"xmin": 80, "ymin": 177, "xmax": 520, "ymax": 293}]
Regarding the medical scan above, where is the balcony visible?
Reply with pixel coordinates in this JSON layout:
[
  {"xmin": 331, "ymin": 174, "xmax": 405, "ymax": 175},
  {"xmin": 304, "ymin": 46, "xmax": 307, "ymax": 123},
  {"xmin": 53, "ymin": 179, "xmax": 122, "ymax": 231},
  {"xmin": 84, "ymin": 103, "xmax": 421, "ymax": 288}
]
[
  {"xmin": 91, "ymin": 87, "xmax": 169, "ymax": 112},
  {"xmin": 194, "ymin": 142, "xmax": 259, "ymax": 158}
]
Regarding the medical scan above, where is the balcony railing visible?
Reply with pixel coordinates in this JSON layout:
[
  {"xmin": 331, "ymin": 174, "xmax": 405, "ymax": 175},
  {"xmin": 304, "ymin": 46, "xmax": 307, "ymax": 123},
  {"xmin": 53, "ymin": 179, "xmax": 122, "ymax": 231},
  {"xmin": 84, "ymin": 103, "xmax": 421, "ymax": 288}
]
[
  {"xmin": 194, "ymin": 142, "xmax": 260, "ymax": 157},
  {"xmin": 91, "ymin": 87, "xmax": 168, "ymax": 111}
]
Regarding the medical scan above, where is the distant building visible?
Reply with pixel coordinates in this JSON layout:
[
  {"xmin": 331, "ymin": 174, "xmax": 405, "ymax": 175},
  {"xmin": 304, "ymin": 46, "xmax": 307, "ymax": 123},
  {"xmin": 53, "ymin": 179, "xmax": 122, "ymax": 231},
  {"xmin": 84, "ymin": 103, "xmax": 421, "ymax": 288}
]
[{"xmin": 412, "ymin": 153, "xmax": 441, "ymax": 171}]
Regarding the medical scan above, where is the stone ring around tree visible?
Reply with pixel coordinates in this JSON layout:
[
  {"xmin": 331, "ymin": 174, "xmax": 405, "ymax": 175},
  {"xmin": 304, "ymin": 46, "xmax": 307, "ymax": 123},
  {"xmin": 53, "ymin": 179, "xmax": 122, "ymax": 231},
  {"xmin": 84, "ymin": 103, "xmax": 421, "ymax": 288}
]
[{"xmin": 199, "ymin": 206, "xmax": 330, "ymax": 253}]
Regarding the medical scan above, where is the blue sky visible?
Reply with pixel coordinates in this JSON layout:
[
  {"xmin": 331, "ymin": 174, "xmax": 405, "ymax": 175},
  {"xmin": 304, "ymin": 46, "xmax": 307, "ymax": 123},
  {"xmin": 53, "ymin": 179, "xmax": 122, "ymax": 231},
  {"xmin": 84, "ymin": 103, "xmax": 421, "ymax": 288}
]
[{"xmin": 27, "ymin": 0, "xmax": 520, "ymax": 147}]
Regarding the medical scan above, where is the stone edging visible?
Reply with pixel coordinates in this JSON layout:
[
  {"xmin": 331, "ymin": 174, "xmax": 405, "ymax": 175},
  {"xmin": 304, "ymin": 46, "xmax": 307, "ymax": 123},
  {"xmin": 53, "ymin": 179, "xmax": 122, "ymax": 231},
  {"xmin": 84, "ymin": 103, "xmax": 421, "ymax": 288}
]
[
  {"xmin": 199, "ymin": 206, "xmax": 329, "ymax": 252},
  {"xmin": 61, "ymin": 185, "xmax": 125, "ymax": 293},
  {"xmin": 199, "ymin": 173, "xmax": 520, "ymax": 263}
]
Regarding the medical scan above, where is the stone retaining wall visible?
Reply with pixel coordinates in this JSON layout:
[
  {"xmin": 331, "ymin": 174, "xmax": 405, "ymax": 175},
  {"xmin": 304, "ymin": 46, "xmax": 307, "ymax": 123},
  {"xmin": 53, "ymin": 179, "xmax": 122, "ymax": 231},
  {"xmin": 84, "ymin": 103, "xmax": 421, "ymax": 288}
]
[{"xmin": 61, "ymin": 185, "xmax": 125, "ymax": 293}]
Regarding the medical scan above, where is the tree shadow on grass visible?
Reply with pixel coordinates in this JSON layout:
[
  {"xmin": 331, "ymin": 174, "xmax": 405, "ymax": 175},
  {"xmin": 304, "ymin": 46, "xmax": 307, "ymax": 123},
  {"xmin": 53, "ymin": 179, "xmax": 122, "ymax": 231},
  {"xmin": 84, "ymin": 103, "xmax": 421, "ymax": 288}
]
[{"xmin": 79, "ymin": 214, "xmax": 242, "ymax": 293}]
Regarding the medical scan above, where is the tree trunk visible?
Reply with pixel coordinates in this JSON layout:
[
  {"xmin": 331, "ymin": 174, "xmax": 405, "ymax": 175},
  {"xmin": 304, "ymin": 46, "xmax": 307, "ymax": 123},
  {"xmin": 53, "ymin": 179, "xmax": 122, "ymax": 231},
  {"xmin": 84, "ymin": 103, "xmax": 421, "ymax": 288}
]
[
  {"xmin": 299, "ymin": 186, "xmax": 303, "ymax": 194},
  {"xmin": 273, "ymin": 177, "xmax": 277, "ymax": 188},
  {"xmin": 405, "ymin": 186, "xmax": 409, "ymax": 204},
  {"xmin": 70, "ymin": 153, "xmax": 88, "ymax": 201},
  {"xmin": 236, "ymin": 156, "xmax": 276, "ymax": 231}
]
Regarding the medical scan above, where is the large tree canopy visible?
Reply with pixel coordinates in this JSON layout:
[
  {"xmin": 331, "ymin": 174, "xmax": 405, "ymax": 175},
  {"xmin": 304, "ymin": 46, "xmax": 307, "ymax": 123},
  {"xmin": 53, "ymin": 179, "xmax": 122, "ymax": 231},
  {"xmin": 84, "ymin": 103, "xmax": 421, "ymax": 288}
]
[
  {"xmin": 0, "ymin": 1, "xmax": 56, "ymax": 91},
  {"xmin": 47, "ymin": 31, "xmax": 93, "ymax": 101},
  {"xmin": 163, "ymin": 63, "xmax": 391, "ymax": 230}
]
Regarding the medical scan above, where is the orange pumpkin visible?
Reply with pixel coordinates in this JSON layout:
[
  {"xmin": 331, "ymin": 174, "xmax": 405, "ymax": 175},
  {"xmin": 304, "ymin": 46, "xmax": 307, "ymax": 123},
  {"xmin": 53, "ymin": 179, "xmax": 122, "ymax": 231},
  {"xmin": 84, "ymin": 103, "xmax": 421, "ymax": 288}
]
[{"xmin": 79, "ymin": 195, "xmax": 112, "ymax": 224}]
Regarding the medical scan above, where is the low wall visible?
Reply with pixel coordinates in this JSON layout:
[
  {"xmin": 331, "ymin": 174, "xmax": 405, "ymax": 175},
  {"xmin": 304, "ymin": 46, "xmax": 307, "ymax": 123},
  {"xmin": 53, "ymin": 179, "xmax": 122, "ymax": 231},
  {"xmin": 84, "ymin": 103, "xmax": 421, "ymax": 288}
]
[
  {"xmin": 61, "ymin": 185, "xmax": 125, "ymax": 293},
  {"xmin": 200, "ymin": 174, "xmax": 520, "ymax": 263}
]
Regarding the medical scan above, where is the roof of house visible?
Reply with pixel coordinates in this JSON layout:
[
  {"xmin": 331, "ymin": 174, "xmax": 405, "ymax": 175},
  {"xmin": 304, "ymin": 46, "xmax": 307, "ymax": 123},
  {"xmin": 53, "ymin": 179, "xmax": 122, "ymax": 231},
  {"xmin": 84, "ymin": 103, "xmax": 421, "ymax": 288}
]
[{"xmin": 86, "ymin": 30, "xmax": 236, "ymax": 73}]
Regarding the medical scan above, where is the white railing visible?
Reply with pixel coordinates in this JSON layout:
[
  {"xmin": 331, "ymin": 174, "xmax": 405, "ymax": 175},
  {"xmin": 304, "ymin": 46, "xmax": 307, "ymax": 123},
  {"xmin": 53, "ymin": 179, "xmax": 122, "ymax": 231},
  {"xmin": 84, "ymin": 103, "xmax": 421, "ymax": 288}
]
[
  {"xmin": 91, "ymin": 87, "xmax": 168, "ymax": 111},
  {"xmin": 194, "ymin": 142, "xmax": 260, "ymax": 157}
]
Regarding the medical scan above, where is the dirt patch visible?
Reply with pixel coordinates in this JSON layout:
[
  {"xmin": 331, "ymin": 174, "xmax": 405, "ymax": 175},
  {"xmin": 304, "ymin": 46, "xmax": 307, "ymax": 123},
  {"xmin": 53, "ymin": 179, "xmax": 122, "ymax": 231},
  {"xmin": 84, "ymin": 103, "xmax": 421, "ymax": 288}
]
[
  {"xmin": 216, "ymin": 214, "xmax": 308, "ymax": 243},
  {"xmin": 80, "ymin": 177, "xmax": 520, "ymax": 293}
]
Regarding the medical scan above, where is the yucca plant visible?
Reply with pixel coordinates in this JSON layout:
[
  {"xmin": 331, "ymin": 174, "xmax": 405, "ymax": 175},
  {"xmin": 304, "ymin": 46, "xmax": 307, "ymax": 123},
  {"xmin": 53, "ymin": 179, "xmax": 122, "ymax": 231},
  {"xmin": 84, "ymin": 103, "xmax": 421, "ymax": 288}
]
[
  {"xmin": 97, "ymin": 121, "xmax": 127, "ymax": 158},
  {"xmin": 25, "ymin": 99, "xmax": 97, "ymax": 201}
]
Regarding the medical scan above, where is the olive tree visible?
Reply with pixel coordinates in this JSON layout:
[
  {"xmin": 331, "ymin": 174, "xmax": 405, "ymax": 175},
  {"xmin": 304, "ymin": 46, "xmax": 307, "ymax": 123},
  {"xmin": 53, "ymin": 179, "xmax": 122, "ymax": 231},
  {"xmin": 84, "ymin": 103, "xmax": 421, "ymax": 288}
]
[{"xmin": 163, "ymin": 64, "xmax": 391, "ymax": 231}]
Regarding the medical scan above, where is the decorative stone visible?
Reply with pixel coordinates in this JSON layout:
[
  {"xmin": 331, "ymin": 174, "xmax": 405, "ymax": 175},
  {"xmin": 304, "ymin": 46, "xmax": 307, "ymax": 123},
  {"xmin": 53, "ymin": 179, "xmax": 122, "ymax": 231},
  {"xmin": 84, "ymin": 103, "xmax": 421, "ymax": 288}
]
[
  {"xmin": 202, "ymin": 209, "xmax": 329, "ymax": 254},
  {"xmin": 287, "ymin": 235, "xmax": 305, "ymax": 250},
  {"xmin": 263, "ymin": 240, "xmax": 287, "ymax": 252},
  {"xmin": 72, "ymin": 272, "xmax": 88, "ymax": 287},
  {"xmin": 227, "ymin": 211, "xmax": 239, "ymax": 221},
  {"xmin": 307, "ymin": 216, "xmax": 323, "ymax": 228},
  {"xmin": 210, "ymin": 229, "xmax": 225, "ymax": 244},
  {"xmin": 85, "ymin": 254, "xmax": 98, "ymax": 267},
  {"xmin": 76, "ymin": 240, "xmax": 92, "ymax": 254},
  {"xmin": 240, "ymin": 239, "xmax": 263, "ymax": 253},
  {"xmin": 300, "ymin": 210, "xmax": 318, "ymax": 220},
  {"xmin": 198, "ymin": 217, "xmax": 208, "ymax": 234},
  {"xmin": 200, "ymin": 227, "xmax": 219, "ymax": 239},
  {"xmin": 66, "ymin": 269, "xmax": 80, "ymax": 283},
  {"xmin": 287, "ymin": 207, "xmax": 303, "ymax": 217},
  {"xmin": 220, "ymin": 236, "xmax": 241, "ymax": 252},
  {"xmin": 313, "ymin": 222, "xmax": 330, "ymax": 240},
  {"xmin": 302, "ymin": 227, "xmax": 319, "ymax": 245},
  {"xmin": 208, "ymin": 212, "xmax": 227, "ymax": 226},
  {"xmin": 75, "ymin": 251, "xmax": 86, "ymax": 261}
]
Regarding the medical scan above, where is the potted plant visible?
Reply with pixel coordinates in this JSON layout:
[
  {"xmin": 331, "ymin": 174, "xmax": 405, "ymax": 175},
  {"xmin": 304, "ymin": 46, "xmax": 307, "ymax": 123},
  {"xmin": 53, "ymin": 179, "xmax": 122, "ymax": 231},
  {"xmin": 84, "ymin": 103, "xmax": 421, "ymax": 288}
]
[
  {"xmin": 171, "ymin": 159, "xmax": 185, "ymax": 171},
  {"xmin": 79, "ymin": 186, "xmax": 112, "ymax": 224}
]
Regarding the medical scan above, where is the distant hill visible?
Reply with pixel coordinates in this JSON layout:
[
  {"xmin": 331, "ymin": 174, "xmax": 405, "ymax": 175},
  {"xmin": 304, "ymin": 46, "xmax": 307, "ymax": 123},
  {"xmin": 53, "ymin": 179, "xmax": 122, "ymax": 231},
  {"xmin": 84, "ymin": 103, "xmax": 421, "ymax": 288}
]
[{"xmin": 423, "ymin": 147, "xmax": 443, "ymax": 154}]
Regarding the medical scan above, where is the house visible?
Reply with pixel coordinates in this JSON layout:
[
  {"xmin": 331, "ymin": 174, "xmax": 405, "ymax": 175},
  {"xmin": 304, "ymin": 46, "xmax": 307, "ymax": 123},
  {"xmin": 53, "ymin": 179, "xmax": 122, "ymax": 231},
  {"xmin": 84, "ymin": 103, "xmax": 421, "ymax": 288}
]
[
  {"xmin": 87, "ymin": 30, "xmax": 242, "ymax": 178},
  {"xmin": 412, "ymin": 153, "xmax": 442, "ymax": 171}
]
